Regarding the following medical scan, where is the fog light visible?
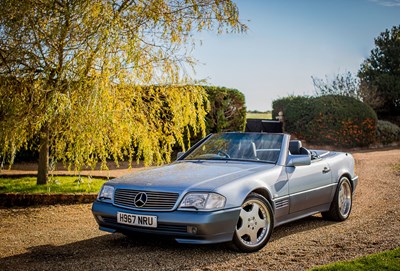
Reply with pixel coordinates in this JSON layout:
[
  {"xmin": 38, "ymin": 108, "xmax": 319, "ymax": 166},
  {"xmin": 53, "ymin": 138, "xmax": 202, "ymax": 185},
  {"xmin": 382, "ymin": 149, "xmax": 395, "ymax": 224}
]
[
  {"xmin": 97, "ymin": 215, "xmax": 104, "ymax": 222},
  {"xmin": 187, "ymin": 226, "xmax": 198, "ymax": 234}
]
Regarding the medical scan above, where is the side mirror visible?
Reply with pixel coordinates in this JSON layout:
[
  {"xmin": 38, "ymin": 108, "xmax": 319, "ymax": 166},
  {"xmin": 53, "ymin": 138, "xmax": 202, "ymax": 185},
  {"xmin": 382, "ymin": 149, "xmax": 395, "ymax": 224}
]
[
  {"xmin": 287, "ymin": 155, "xmax": 311, "ymax": 167},
  {"xmin": 177, "ymin": 151, "xmax": 185, "ymax": 160}
]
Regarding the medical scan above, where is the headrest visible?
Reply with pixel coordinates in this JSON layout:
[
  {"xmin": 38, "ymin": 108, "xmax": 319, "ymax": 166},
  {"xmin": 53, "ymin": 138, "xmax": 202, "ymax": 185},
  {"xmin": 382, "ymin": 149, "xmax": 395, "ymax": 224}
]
[{"xmin": 289, "ymin": 140, "xmax": 302, "ymax": 154}]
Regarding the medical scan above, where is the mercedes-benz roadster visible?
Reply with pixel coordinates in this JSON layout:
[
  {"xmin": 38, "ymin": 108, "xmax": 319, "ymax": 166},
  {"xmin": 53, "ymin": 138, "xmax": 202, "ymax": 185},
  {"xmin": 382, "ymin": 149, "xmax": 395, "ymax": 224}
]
[{"xmin": 92, "ymin": 132, "xmax": 358, "ymax": 252}]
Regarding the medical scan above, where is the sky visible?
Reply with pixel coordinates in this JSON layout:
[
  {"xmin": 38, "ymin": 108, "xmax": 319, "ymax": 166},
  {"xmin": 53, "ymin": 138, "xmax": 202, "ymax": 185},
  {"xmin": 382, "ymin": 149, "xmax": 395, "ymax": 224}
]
[{"xmin": 190, "ymin": 0, "xmax": 400, "ymax": 111}]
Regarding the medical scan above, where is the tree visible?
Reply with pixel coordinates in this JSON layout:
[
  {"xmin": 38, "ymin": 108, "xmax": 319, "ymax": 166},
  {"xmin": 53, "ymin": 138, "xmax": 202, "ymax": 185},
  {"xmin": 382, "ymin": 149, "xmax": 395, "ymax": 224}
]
[
  {"xmin": 358, "ymin": 25, "xmax": 400, "ymax": 119},
  {"xmin": 311, "ymin": 71, "xmax": 361, "ymax": 99},
  {"xmin": 312, "ymin": 71, "xmax": 385, "ymax": 111},
  {"xmin": 0, "ymin": 0, "xmax": 245, "ymax": 184},
  {"xmin": 204, "ymin": 86, "xmax": 246, "ymax": 133}
]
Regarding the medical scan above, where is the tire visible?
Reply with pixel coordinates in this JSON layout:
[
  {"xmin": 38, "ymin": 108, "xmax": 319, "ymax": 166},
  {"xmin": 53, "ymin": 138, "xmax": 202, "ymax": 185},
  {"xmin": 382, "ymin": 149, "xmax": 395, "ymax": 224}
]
[
  {"xmin": 231, "ymin": 193, "xmax": 274, "ymax": 252},
  {"xmin": 322, "ymin": 176, "xmax": 353, "ymax": 221}
]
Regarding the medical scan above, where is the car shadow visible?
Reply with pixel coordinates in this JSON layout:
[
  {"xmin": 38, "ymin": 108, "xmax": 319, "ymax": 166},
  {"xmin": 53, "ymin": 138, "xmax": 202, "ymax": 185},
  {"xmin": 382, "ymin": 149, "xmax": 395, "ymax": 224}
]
[
  {"xmin": 271, "ymin": 214, "xmax": 335, "ymax": 242},
  {"xmin": 0, "ymin": 215, "xmax": 337, "ymax": 271}
]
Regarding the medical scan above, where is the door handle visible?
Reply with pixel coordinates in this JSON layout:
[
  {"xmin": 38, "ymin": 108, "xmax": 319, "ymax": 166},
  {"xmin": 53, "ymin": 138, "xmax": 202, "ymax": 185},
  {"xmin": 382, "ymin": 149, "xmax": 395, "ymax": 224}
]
[{"xmin": 322, "ymin": 167, "xmax": 331, "ymax": 174}]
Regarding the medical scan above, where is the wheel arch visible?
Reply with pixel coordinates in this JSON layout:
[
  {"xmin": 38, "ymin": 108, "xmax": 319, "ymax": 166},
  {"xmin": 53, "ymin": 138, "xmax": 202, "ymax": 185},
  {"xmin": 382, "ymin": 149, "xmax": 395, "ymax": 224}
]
[
  {"xmin": 249, "ymin": 187, "xmax": 275, "ymax": 213},
  {"xmin": 339, "ymin": 172, "xmax": 354, "ymax": 192},
  {"xmin": 329, "ymin": 152, "xmax": 357, "ymax": 193}
]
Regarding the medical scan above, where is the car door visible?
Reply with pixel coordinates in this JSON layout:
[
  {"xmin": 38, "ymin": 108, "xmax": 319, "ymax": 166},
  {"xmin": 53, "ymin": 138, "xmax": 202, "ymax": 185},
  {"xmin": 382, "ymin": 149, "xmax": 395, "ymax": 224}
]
[{"xmin": 286, "ymin": 159, "xmax": 333, "ymax": 213}]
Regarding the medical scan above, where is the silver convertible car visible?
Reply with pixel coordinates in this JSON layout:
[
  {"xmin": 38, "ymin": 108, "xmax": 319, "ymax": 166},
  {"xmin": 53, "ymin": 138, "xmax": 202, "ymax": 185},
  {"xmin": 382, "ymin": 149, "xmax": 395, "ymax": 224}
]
[{"xmin": 92, "ymin": 132, "xmax": 358, "ymax": 252}]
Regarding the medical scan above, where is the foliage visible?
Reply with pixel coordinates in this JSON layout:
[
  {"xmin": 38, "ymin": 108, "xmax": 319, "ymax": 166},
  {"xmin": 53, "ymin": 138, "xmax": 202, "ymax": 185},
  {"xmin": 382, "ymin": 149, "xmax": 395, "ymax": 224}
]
[
  {"xmin": 393, "ymin": 163, "xmax": 400, "ymax": 175},
  {"xmin": 312, "ymin": 71, "xmax": 361, "ymax": 99},
  {"xmin": 272, "ymin": 95, "xmax": 313, "ymax": 134},
  {"xmin": 358, "ymin": 25, "xmax": 400, "ymax": 119},
  {"xmin": 0, "ymin": 80, "xmax": 208, "ymax": 166},
  {"xmin": 203, "ymin": 86, "xmax": 247, "ymax": 133},
  {"xmin": 0, "ymin": 176, "xmax": 106, "ymax": 194},
  {"xmin": 272, "ymin": 95, "xmax": 378, "ymax": 147},
  {"xmin": 0, "ymin": 0, "xmax": 245, "ymax": 184},
  {"xmin": 310, "ymin": 247, "xmax": 400, "ymax": 271},
  {"xmin": 376, "ymin": 120, "xmax": 400, "ymax": 145},
  {"xmin": 308, "ymin": 95, "xmax": 377, "ymax": 147}
]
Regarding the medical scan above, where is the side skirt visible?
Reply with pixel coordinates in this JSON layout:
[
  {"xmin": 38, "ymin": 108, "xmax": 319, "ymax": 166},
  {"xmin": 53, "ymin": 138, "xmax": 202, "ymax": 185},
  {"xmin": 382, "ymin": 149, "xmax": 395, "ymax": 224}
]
[{"xmin": 274, "ymin": 203, "xmax": 331, "ymax": 227}]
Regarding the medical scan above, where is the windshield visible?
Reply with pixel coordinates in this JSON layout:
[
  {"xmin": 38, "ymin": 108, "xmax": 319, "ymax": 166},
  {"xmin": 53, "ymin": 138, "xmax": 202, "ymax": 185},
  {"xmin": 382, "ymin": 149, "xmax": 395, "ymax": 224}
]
[{"xmin": 183, "ymin": 133, "xmax": 283, "ymax": 163}]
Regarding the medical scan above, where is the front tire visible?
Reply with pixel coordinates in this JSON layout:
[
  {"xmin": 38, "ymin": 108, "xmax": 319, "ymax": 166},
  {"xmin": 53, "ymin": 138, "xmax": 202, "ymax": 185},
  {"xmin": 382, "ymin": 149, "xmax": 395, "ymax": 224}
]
[
  {"xmin": 231, "ymin": 193, "xmax": 274, "ymax": 252},
  {"xmin": 322, "ymin": 176, "xmax": 353, "ymax": 221}
]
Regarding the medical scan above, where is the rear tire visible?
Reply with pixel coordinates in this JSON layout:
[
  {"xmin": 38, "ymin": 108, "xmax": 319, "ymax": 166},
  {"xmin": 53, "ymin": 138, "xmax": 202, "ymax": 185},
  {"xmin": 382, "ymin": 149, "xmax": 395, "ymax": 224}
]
[
  {"xmin": 322, "ymin": 176, "xmax": 352, "ymax": 221},
  {"xmin": 231, "ymin": 193, "xmax": 274, "ymax": 252}
]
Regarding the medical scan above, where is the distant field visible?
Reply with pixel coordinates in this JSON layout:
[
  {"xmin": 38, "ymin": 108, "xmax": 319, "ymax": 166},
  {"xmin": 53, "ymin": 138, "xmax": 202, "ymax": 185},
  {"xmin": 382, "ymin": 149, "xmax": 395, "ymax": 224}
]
[{"xmin": 246, "ymin": 112, "xmax": 273, "ymax": 119}]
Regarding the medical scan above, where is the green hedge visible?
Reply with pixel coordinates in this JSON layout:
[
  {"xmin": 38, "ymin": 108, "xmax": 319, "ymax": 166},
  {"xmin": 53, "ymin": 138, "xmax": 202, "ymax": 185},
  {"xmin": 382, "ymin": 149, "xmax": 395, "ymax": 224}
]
[
  {"xmin": 377, "ymin": 120, "xmax": 400, "ymax": 145},
  {"xmin": 203, "ymin": 86, "xmax": 246, "ymax": 133},
  {"xmin": 184, "ymin": 86, "xmax": 246, "ymax": 148},
  {"xmin": 273, "ymin": 95, "xmax": 378, "ymax": 147},
  {"xmin": 272, "ymin": 96, "xmax": 313, "ymax": 136}
]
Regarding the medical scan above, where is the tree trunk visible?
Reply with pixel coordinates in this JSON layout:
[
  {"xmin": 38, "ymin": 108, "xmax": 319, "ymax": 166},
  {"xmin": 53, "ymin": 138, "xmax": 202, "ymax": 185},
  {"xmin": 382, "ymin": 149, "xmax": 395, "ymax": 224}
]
[{"xmin": 37, "ymin": 125, "xmax": 49, "ymax": 185}]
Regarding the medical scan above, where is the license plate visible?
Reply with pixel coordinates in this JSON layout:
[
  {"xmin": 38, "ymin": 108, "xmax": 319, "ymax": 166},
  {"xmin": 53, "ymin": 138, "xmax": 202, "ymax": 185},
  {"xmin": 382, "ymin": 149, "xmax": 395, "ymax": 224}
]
[{"xmin": 117, "ymin": 212, "xmax": 157, "ymax": 228}]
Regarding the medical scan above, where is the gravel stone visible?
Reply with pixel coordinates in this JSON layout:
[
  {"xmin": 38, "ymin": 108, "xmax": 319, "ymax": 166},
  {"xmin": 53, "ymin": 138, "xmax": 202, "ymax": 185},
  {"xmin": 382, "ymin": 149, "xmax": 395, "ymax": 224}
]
[{"xmin": 0, "ymin": 148, "xmax": 399, "ymax": 270}]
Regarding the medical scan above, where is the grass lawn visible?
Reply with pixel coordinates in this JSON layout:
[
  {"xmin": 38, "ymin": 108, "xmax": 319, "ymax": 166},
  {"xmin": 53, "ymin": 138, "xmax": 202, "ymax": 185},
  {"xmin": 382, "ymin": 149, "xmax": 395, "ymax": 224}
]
[
  {"xmin": 246, "ymin": 112, "xmax": 273, "ymax": 119},
  {"xmin": 310, "ymin": 247, "xmax": 400, "ymax": 271},
  {"xmin": 0, "ymin": 176, "xmax": 107, "ymax": 194},
  {"xmin": 393, "ymin": 162, "xmax": 400, "ymax": 173}
]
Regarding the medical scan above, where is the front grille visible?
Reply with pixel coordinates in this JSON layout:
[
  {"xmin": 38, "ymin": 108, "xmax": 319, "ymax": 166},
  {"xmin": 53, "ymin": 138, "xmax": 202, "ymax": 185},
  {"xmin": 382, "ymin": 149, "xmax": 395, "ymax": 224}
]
[
  {"xmin": 114, "ymin": 189, "xmax": 179, "ymax": 210},
  {"xmin": 101, "ymin": 217, "xmax": 187, "ymax": 233}
]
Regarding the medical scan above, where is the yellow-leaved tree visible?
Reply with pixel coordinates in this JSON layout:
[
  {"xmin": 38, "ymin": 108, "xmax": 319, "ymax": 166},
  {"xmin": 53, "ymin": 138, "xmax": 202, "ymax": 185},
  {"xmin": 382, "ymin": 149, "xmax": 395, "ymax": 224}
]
[{"xmin": 0, "ymin": 0, "xmax": 245, "ymax": 184}]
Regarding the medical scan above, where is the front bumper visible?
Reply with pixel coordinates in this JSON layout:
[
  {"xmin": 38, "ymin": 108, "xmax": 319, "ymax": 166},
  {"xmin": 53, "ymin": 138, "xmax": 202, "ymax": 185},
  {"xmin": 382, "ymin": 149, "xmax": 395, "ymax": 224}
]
[
  {"xmin": 92, "ymin": 201, "xmax": 241, "ymax": 244},
  {"xmin": 351, "ymin": 175, "xmax": 359, "ymax": 193}
]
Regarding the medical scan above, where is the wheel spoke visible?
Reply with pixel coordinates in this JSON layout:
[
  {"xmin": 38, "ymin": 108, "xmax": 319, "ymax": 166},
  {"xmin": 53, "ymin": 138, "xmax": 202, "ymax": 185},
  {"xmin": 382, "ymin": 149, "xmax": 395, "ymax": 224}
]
[
  {"xmin": 237, "ymin": 201, "xmax": 270, "ymax": 245},
  {"xmin": 236, "ymin": 222, "xmax": 248, "ymax": 237},
  {"xmin": 237, "ymin": 207, "xmax": 251, "ymax": 238},
  {"xmin": 239, "ymin": 207, "xmax": 251, "ymax": 224},
  {"xmin": 255, "ymin": 214, "xmax": 267, "ymax": 229},
  {"xmin": 338, "ymin": 181, "xmax": 351, "ymax": 217},
  {"xmin": 339, "ymin": 188, "xmax": 344, "ymax": 209},
  {"xmin": 249, "ymin": 228, "xmax": 259, "ymax": 243},
  {"xmin": 249, "ymin": 203, "xmax": 260, "ymax": 217}
]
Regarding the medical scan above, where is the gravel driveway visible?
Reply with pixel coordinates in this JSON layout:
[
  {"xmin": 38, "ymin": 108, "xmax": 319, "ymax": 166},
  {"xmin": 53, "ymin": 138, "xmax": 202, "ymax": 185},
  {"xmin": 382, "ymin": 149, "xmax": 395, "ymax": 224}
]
[{"xmin": 0, "ymin": 148, "xmax": 399, "ymax": 271}]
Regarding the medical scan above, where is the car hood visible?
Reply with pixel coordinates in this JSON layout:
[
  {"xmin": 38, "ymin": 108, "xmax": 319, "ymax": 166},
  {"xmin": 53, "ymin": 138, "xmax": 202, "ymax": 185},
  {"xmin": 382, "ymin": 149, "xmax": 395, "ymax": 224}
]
[{"xmin": 108, "ymin": 161, "xmax": 274, "ymax": 193}]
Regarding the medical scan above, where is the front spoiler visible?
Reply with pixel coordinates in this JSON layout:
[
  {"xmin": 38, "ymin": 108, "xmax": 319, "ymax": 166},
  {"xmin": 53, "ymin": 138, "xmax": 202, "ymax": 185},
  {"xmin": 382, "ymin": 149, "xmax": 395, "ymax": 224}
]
[{"xmin": 92, "ymin": 201, "xmax": 241, "ymax": 244}]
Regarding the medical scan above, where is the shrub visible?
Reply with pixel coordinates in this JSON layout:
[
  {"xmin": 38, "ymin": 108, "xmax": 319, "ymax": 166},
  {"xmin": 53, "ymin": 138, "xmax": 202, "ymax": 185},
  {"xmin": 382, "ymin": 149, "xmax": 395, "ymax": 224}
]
[
  {"xmin": 273, "ymin": 95, "xmax": 378, "ymax": 147},
  {"xmin": 377, "ymin": 120, "xmax": 400, "ymax": 145},
  {"xmin": 177, "ymin": 86, "xmax": 246, "ymax": 150},
  {"xmin": 272, "ymin": 96, "xmax": 313, "ymax": 137},
  {"xmin": 203, "ymin": 86, "xmax": 246, "ymax": 133}
]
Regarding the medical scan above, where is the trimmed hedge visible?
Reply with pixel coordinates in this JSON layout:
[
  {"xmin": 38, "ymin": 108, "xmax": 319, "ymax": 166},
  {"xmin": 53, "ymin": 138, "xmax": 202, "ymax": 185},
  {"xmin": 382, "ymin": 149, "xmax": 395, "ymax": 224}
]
[
  {"xmin": 0, "ymin": 193, "xmax": 98, "ymax": 207},
  {"xmin": 203, "ymin": 86, "xmax": 246, "ymax": 133},
  {"xmin": 183, "ymin": 86, "xmax": 246, "ymax": 148},
  {"xmin": 185, "ymin": 86, "xmax": 246, "ymax": 147},
  {"xmin": 272, "ymin": 96, "xmax": 313, "ymax": 137},
  {"xmin": 377, "ymin": 120, "xmax": 400, "ymax": 145},
  {"xmin": 273, "ymin": 95, "xmax": 378, "ymax": 147}
]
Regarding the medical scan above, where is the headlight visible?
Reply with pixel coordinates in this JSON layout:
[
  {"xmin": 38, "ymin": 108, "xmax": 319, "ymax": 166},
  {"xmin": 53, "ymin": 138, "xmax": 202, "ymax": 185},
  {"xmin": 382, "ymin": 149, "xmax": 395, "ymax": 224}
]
[
  {"xmin": 179, "ymin": 193, "xmax": 226, "ymax": 210},
  {"xmin": 97, "ymin": 185, "xmax": 114, "ymax": 201}
]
